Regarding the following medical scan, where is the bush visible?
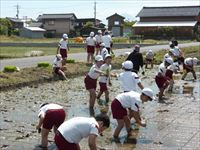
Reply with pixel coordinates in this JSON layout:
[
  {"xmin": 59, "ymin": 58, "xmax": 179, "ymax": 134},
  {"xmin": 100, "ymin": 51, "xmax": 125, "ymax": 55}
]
[
  {"xmin": 3, "ymin": 66, "xmax": 17, "ymax": 72},
  {"xmin": 66, "ymin": 59, "xmax": 75, "ymax": 63},
  {"xmin": 37, "ymin": 62, "xmax": 50, "ymax": 67}
]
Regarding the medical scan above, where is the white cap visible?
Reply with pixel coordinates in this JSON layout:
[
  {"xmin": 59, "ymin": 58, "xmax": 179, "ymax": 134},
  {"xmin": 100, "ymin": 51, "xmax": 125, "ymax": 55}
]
[
  {"xmin": 193, "ymin": 57, "xmax": 198, "ymax": 65},
  {"xmin": 148, "ymin": 50, "xmax": 153, "ymax": 53},
  {"xmin": 63, "ymin": 33, "xmax": 68, "ymax": 39},
  {"xmin": 122, "ymin": 61, "xmax": 133, "ymax": 69},
  {"xmin": 97, "ymin": 30, "xmax": 102, "ymax": 34},
  {"xmin": 90, "ymin": 32, "xmax": 95, "ymax": 37},
  {"xmin": 142, "ymin": 88, "xmax": 155, "ymax": 101},
  {"xmin": 165, "ymin": 57, "xmax": 173, "ymax": 65},
  {"xmin": 104, "ymin": 54, "xmax": 112, "ymax": 59},
  {"xmin": 95, "ymin": 55, "xmax": 103, "ymax": 61},
  {"xmin": 56, "ymin": 54, "xmax": 62, "ymax": 59},
  {"xmin": 100, "ymin": 43, "xmax": 105, "ymax": 47}
]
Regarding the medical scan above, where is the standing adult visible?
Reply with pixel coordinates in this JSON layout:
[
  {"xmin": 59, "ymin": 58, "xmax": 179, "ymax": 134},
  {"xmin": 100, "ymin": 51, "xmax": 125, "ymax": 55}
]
[
  {"xmin": 95, "ymin": 30, "xmax": 103, "ymax": 55},
  {"xmin": 102, "ymin": 31, "xmax": 113, "ymax": 54},
  {"xmin": 86, "ymin": 32, "xmax": 96, "ymax": 63},
  {"xmin": 126, "ymin": 45, "xmax": 144, "ymax": 74},
  {"xmin": 57, "ymin": 33, "xmax": 69, "ymax": 66}
]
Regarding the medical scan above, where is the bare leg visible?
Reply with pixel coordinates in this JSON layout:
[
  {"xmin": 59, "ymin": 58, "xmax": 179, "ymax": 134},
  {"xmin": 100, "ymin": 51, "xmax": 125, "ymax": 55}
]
[
  {"xmin": 96, "ymin": 48, "xmax": 99, "ymax": 55},
  {"xmin": 181, "ymin": 72, "xmax": 188, "ymax": 80},
  {"xmin": 91, "ymin": 53, "xmax": 94, "ymax": 63},
  {"xmin": 41, "ymin": 128, "xmax": 50, "ymax": 148},
  {"xmin": 151, "ymin": 61, "xmax": 153, "ymax": 69},
  {"xmin": 97, "ymin": 91, "xmax": 103, "ymax": 100},
  {"xmin": 89, "ymin": 89, "xmax": 96, "ymax": 108},
  {"xmin": 105, "ymin": 90, "xmax": 109, "ymax": 103},
  {"xmin": 124, "ymin": 116, "xmax": 131, "ymax": 137},
  {"xmin": 113, "ymin": 119, "xmax": 124, "ymax": 138},
  {"xmin": 191, "ymin": 70, "xmax": 197, "ymax": 80},
  {"xmin": 58, "ymin": 70, "xmax": 67, "ymax": 80}
]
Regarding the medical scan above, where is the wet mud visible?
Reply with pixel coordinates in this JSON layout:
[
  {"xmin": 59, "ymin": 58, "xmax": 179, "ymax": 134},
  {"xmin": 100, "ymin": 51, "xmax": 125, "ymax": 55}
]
[{"xmin": 0, "ymin": 67, "xmax": 199, "ymax": 150}]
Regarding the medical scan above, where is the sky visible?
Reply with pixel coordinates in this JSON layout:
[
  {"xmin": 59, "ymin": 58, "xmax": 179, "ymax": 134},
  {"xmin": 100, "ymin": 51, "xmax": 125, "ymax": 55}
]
[{"xmin": 1, "ymin": 0, "xmax": 200, "ymax": 24}]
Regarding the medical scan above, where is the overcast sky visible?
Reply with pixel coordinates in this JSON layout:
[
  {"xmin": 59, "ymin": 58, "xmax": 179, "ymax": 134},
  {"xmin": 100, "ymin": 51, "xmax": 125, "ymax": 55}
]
[{"xmin": 1, "ymin": 0, "xmax": 199, "ymax": 24}]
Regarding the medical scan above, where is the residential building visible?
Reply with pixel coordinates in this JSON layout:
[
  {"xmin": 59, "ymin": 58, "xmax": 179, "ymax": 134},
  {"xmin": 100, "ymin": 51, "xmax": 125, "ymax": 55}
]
[
  {"xmin": 133, "ymin": 6, "xmax": 200, "ymax": 39},
  {"xmin": 6, "ymin": 17, "xmax": 24, "ymax": 30},
  {"xmin": 106, "ymin": 13, "xmax": 125, "ymax": 37},
  {"xmin": 37, "ymin": 13, "xmax": 77, "ymax": 37}
]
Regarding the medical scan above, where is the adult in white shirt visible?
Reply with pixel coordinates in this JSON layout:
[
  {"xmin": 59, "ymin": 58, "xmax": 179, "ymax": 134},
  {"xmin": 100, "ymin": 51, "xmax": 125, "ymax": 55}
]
[
  {"xmin": 54, "ymin": 114, "xmax": 110, "ymax": 150},
  {"xmin": 102, "ymin": 31, "xmax": 113, "ymax": 54},
  {"xmin": 36, "ymin": 103, "xmax": 66, "ymax": 148},
  {"xmin": 97, "ymin": 54, "xmax": 112, "ymax": 104},
  {"xmin": 57, "ymin": 33, "xmax": 69, "ymax": 66},
  {"xmin": 155, "ymin": 57, "xmax": 173, "ymax": 101},
  {"xmin": 95, "ymin": 30, "xmax": 103, "ymax": 55},
  {"xmin": 84, "ymin": 55, "xmax": 105, "ymax": 116},
  {"xmin": 182, "ymin": 57, "xmax": 198, "ymax": 80},
  {"xmin": 86, "ymin": 32, "xmax": 96, "ymax": 63},
  {"xmin": 111, "ymin": 88, "xmax": 154, "ymax": 141},
  {"xmin": 117, "ymin": 61, "xmax": 144, "ymax": 92},
  {"xmin": 53, "ymin": 54, "xmax": 67, "ymax": 80},
  {"xmin": 99, "ymin": 43, "xmax": 108, "ymax": 60}
]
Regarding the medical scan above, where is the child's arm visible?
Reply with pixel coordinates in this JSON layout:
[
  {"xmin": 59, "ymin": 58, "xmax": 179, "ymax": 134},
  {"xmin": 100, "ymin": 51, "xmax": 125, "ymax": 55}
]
[
  {"xmin": 36, "ymin": 115, "xmax": 44, "ymax": 130},
  {"xmin": 137, "ymin": 82, "xmax": 144, "ymax": 90},
  {"xmin": 130, "ymin": 110, "xmax": 146, "ymax": 127}
]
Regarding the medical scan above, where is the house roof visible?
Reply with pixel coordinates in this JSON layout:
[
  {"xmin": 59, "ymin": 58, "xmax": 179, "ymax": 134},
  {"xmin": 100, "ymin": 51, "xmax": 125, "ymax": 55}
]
[
  {"xmin": 24, "ymin": 27, "xmax": 46, "ymax": 32},
  {"xmin": 76, "ymin": 18, "xmax": 101, "ymax": 22},
  {"xmin": 29, "ymin": 22, "xmax": 43, "ymax": 27},
  {"xmin": 136, "ymin": 6, "xmax": 200, "ymax": 17},
  {"xmin": 37, "ymin": 13, "xmax": 77, "ymax": 20},
  {"xmin": 6, "ymin": 17, "xmax": 23, "ymax": 23},
  {"xmin": 106, "ymin": 13, "xmax": 125, "ymax": 20},
  {"xmin": 133, "ymin": 21, "xmax": 197, "ymax": 27}
]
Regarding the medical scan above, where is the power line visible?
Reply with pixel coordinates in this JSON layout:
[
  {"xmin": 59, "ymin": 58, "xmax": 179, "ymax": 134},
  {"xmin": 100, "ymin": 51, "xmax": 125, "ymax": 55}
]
[{"xmin": 94, "ymin": 0, "xmax": 96, "ymax": 26}]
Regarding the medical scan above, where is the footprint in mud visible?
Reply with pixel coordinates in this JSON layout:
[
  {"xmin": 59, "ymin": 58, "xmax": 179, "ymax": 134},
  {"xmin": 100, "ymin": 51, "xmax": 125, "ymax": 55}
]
[
  {"xmin": 157, "ymin": 109, "xmax": 169, "ymax": 113},
  {"xmin": 1, "ymin": 144, "xmax": 9, "ymax": 149}
]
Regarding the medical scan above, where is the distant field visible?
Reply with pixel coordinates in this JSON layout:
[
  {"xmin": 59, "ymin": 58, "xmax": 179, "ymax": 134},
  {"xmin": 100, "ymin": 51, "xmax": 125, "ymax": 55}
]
[{"xmin": 0, "ymin": 47, "xmax": 85, "ymax": 59}]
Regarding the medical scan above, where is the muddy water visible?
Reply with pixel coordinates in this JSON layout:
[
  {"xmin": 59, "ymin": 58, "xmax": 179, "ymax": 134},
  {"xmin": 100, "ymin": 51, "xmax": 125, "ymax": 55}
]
[{"xmin": 0, "ymin": 67, "xmax": 199, "ymax": 150}]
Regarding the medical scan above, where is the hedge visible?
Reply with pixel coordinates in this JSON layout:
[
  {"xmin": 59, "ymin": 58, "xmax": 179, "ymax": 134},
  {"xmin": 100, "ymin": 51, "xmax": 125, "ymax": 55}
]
[
  {"xmin": 3, "ymin": 66, "xmax": 17, "ymax": 72},
  {"xmin": 37, "ymin": 62, "xmax": 50, "ymax": 67}
]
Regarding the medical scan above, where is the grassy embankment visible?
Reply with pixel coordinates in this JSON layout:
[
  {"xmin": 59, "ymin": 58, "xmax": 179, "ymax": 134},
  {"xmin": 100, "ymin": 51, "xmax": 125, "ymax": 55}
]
[{"xmin": 0, "ymin": 46, "xmax": 199, "ymax": 91}]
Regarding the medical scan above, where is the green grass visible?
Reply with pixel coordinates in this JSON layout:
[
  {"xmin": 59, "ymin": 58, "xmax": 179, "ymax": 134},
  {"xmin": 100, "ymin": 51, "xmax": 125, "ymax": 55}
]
[{"xmin": 0, "ymin": 47, "xmax": 84, "ymax": 59}]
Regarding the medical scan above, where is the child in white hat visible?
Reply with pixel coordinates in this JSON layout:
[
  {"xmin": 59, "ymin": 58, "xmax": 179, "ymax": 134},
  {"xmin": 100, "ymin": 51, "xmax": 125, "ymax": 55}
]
[
  {"xmin": 182, "ymin": 57, "xmax": 198, "ymax": 80},
  {"xmin": 95, "ymin": 30, "xmax": 103, "ymax": 55},
  {"xmin": 145, "ymin": 49, "xmax": 154, "ymax": 69},
  {"xmin": 53, "ymin": 54, "xmax": 67, "ymax": 80},
  {"xmin": 85, "ymin": 32, "xmax": 96, "ymax": 63},
  {"xmin": 111, "ymin": 88, "xmax": 154, "ymax": 142}
]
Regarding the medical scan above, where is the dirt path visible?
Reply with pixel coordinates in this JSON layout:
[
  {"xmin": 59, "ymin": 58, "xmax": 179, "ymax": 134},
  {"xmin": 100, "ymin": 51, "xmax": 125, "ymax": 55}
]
[
  {"xmin": 0, "ymin": 67, "xmax": 199, "ymax": 150},
  {"xmin": 0, "ymin": 42, "xmax": 199, "ymax": 71}
]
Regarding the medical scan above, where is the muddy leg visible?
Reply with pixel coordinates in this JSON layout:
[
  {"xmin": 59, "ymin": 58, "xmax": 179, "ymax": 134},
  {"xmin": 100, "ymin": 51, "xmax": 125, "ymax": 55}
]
[
  {"xmin": 124, "ymin": 116, "xmax": 131, "ymax": 137},
  {"xmin": 41, "ymin": 128, "xmax": 50, "ymax": 148},
  {"xmin": 181, "ymin": 71, "xmax": 188, "ymax": 80},
  {"xmin": 89, "ymin": 89, "xmax": 96, "ymax": 108},
  {"xmin": 191, "ymin": 70, "xmax": 197, "ymax": 80},
  {"xmin": 113, "ymin": 119, "xmax": 124, "ymax": 138},
  {"xmin": 105, "ymin": 90, "xmax": 109, "ymax": 104}
]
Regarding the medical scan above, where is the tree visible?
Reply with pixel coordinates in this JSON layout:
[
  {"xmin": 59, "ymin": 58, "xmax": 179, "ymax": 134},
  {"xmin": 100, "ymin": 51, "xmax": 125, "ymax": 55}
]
[
  {"xmin": 84, "ymin": 21, "xmax": 94, "ymax": 28},
  {"xmin": 123, "ymin": 20, "xmax": 136, "ymax": 27},
  {"xmin": 0, "ymin": 18, "xmax": 12, "ymax": 36}
]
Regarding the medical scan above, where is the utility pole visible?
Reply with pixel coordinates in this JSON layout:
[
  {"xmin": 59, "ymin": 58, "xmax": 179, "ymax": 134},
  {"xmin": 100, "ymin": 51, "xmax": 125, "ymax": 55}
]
[
  {"xmin": 14, "ymin": 4, "xmax": 20, "ymax": 18},
  {"xmin": 94, "ymin": 0, "xmax": 96, "ymax": 27}
]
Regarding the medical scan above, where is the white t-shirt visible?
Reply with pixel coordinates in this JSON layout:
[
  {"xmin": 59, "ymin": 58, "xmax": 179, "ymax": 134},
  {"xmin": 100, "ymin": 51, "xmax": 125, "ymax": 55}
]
[
  {"xmin": 58, "ymin": 38, "xmax": 68, "ymax": 49},
  {"xmin": 100, "ymin": 48, "xmax": 109, "ymax": 60},
  {"xmin": 99, "ymin": 63, "xmax": 112, "ymax": 83},
  {"xmin": 95, "ymin": 35, "xmax": 102, "ymax": 44},
  {"xmin": 117, "ymin": 71, "xmax": 141, "ymax": 92},
  {"xmin": 86, "ymin": 37, "xmax": 96, "ymax": 46},
  {"xmin": 173, "ymin": 47, "xmax": 181, "ymax": 57},
  {"xmin": 53, "ymin": 58, "xmax": 62, "ymax": 68},
  {"xmin": 184, "ymin": 58, "xmax": 193, "ymax": 66},
  {"xmin": 157, "ymin": 63, "xmax": 166, "ymax": 76},
  {"xmin": 58, "ymin": 117, "xmax": 99, "ymax": 144},
  {"xmin": 167, "ymin": 62, "xmax": 179, "ymax": 72},
  {"xmin": 38, "ymin": 103, "xmax": 63, "ymax": 118},
  {"xmin": 116, "ymin": 91, "xmax": 141, "ymax": 111},
  {"xmin": 88, "ymin": 64, "xmax": 101, "ymax": 79},
  {"xmin": 146, "ymin": 52, "xmax": 154, "ymax": 60},
  {"xmin": 102, "ymin": 35, "xmax": 112, "ymax": 48}
]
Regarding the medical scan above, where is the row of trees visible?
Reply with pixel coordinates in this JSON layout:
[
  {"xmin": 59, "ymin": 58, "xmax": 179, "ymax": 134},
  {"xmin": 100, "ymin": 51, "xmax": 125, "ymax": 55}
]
[{"xmin": 0, "ymin": 18, "xmax": 12, "ymax": 36}]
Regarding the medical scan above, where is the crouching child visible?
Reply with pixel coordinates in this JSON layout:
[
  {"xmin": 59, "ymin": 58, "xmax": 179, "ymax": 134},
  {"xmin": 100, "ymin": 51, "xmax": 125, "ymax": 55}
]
[{"xmin": 111, "ymin": 88, "xmax": 154, "ymax": 142}]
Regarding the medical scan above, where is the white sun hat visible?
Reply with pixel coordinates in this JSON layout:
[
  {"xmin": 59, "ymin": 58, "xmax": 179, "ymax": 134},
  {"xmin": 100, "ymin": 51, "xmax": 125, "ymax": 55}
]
[
  {"xmin": 192, "ymin": 57, "xmax": 198, "ymax": 65},
  {"xmin": 100, "ymin": 43, "xmax": 105, "ymax": 47},
  {"xmin": 63, "ymin": 33, "xmax": 68, "ymax": 39},
  {"xmin": 90, "ymin": 32, "xmax": 95, "ymax": 37},
  {"xmin": 122, "ymin": 61, "xmax": 133, "ymax": 69},
  {"xmin": 165, "ymin": 57, "xmax": 173, "ymax": 65},
  {"xmin": 95, "ymin": 55, "xmax": 103, "ymax": 61},
  {"xmin": 142, "ymin": 88, "xmax": 155, "ymax": 101}
]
